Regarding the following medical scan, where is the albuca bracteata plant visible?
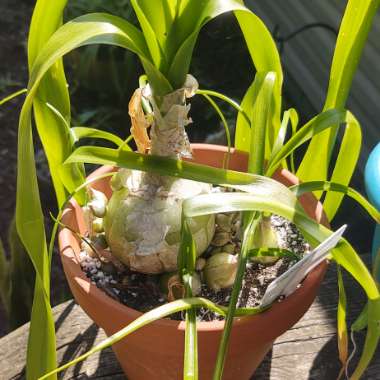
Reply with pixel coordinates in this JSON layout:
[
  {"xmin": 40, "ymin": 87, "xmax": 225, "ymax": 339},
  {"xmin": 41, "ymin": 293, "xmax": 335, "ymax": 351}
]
[{"xmin": 1, "ymin": 0, "xmax": 380, "ymax": 379}]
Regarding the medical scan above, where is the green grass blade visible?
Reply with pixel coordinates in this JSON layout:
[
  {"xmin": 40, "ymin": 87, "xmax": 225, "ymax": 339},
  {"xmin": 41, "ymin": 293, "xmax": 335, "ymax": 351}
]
[
  {"xmin": 38, "ymin": 298, "xmax": 230, "ymax": 380},
  {"xmin": 235, "ymin": 76, "xmax": 263, "ymax": 152},
  {"xmin": 196, "ymin": 89, "xmax": 248, "ymax": 122},
  {"xmin": 0, "ymin": 89, "xmax": 27, "ymax": 106},
  {"xmin": 65, "ymin": 146, "xmax": 298, "ymax": 195},
  {"xmin": 166, "ymin": 1, "xmax": 282, "ymax": 94},
  {"xmin": 132, "ymin": 0, "xmax": 176, "ymax": 63},
  {"xmin": 296, "ymin": 0, "xmax": 380, "ymax": 192},
  {"xmin": 130, "ymin": 0, "xmax": 165, "ymax": 70},
  {"xmin": 28, "ymin": 12, "xmax": 172, "ymax": 96},
  {"xmin": 27, "ymin": 0, "xmax": 85, "ymax": 207},
  {"xmin": 234, "ymin": 8, "xmax": 283, "ymax": 143},
  {"xmin": 266, "ymin": 109, "xmax": 360, "ymax": 178},
  {"xmin": 199, "ymin": 94, "xmax": 231, "ymax": 168},
  {"xmin": 350, "ymin": 298, "xmax": 380, "ymax": 379},
  {"xmin": 27, "ymin": 0, "xmax": 67, "ymax": 66},
  {"xmin": 28, "ymin": 277, "xmax": 57, "ymax": 380},
  {"xmin": 184, "ymin": 307, "xmax": 198, "ymax": 380},
  {"xmin": 322, "ymin": 119, "xmax": 362, "ymax": 220},
  {"xmin": 212, "ymin": 213, "xmax": 260, "ymax": 379},
  {"xmin": 337, "ymin": 266, "xmax": 348, "ymax": 379},
  {"xmin": 180, "ymin": 224, "xmax": 199, "ymax": 380},
  {"xmin": 235, "ymin": 72, "xmax": 279, "ymax": 162},
  {"xmin": 352, "ymin": 303, "xmax": 369, "ymax": 332},
  {"xmin": 247, "ymin": 72, "xmax": 276, "ymax": 174},
  {"xmin": 72, "ymin": 127, "xmax": 125, "ymax": 147},
  {"xmin": 270, "ymin": 108, "xmax": 299, "ymax": 171},
  {"xmin": 288, "ymin": 109, "xmax": 299, "ymax": 173},
  {"xmin": 290, "ymin": 181, "xmax": 380, "ymax": 223}
]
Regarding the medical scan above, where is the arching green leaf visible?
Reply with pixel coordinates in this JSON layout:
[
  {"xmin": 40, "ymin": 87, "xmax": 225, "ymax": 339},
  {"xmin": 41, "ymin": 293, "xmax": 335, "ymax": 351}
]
[
  {"xmin": 297, "ymin": 0, "xmax": 380, "ymax": 199},
  {"xmin": 72, "ymin": 127, "xmax": 125, "ymax": 147}
]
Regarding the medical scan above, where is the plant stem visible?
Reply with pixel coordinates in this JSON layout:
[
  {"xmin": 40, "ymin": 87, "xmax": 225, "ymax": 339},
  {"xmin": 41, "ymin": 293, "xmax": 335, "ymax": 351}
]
[
  {"xmin": 212, "ymin": 213, "xmax": 260, "ymax": 379},
  {"xmin": 196, "ymin": 89, "xmax": 250, "ymax": 125},
  {"xmin": 0, "ymin": 88, "xmax": 27, "ymax": 106}
]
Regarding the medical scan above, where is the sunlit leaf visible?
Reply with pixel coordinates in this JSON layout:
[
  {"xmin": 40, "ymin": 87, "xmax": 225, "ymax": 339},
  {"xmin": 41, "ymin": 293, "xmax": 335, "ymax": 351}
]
[
  {"xmin": 39, "ymin": 297, "xmax": 263, "ymax": 380},
  {"xmin": 297, "ymin": 0, "xmax": 380, "ymax": 210},
  {"xmin": 0, "ymin": 89, "xmax": 27, "ymax": 106},
  {"xmin": 290, "ymin": 181, "xmax": 380, "ymax": 223},
  {"xmin": 247, "ymin": 72, "xmax": 276, "ymax": 175},
  {"xmin": 337, "ymin": 266, "xmax": 348, "ymax": 380},
  {"xmin": 72, "ymin": 127, "xmax": 125, "ymax": 147}
]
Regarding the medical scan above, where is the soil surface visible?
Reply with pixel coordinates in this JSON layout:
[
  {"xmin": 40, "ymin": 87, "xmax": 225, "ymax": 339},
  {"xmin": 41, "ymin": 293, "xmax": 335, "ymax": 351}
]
[{"xmin": 79, "ymin": 214, "xmax": 309, "ymax": 322}]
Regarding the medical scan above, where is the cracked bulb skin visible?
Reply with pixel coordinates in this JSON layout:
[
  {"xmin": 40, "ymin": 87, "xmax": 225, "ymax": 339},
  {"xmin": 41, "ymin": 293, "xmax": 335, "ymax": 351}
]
[
  {"xmin": 104, "ymin": 170, "xmax": 215, "ymax": 273},
  {"xmin": 103, "ymin": 75, "xmax": 215, "ymax": 274}
]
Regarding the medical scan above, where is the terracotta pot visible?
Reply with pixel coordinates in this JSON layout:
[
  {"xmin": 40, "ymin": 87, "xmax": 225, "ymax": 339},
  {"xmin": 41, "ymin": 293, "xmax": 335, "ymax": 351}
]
[{"xmin": 59, "ymin": 144, "xmax": 328, "ymax": 380}]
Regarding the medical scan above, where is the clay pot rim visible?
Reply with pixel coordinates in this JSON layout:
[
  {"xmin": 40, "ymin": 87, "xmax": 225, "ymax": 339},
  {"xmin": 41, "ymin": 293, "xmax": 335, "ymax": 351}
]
[{"xmin": 59, "ymin": 143, "xmax": 328, "ymax": 332}]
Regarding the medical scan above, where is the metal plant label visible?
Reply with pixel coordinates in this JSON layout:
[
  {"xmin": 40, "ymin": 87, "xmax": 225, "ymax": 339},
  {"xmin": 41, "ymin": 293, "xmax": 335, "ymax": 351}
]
[{"xmin": 260, "ymin": 225, "xmax": 347, "ymax": 307}]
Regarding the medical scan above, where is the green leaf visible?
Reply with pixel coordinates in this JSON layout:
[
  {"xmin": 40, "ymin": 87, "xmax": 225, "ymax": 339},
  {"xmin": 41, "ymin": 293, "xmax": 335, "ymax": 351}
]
[
  {"xmin": 184, "ymin": 305, "xmax": 198, "ymax": 380},
  {"xmin": 196, "ymin": 89, "xmax": 249, "ymax": 123},
  {"xmin": 296, "ymin": 0, "xmax": 380, "ymax": 200},
  {"xmin": 212, "ymin": 213, "xmax": 260, "ymax": 379},
  {"xmin": 180, "ymin": 220, "xmax": 199, "ymax": 380},
  {"xmin": 337, "ymin": 266, "xmax": 348, "ymax": 380},
  {"xmin": 72, "ymin": 127, "xmax": 125, "ymax": 147},
  {"xmin": 16, "ymin": 102, "xmax": 56, "ymax": 379},
  {"xmin": 165, "ymin": 0, "xmax": 283, "ymax": 94},
  {"xmin": 29, "ymin": 13, "xmax": 172, "ymax": 96},
  {"xmin": 180, "ymin": 218, "xmax": 200, "ymax": 380},
  {"xmin": 235, "ymin": 77, "xmax": 261, "ymax": 152},
  {"xmin": 28, "ymin": 278, "xmax": 57, "ymax": 380},
  {"xmin": 198, "ymin": 93, "xmax": 231, "ymax": 168},
  {"xmin": 66, "ymin": 146, "xmax": 303, "ymax": 196},
  {"xmin": 133, "ymin": 0, "xmax": 176, "ymax": 61},
  {"xmin": 179, "ymin": 220, "xmax": 197, "ymax": 276},
  {"xmin": 130, "ymin": 0, "xmax": 165, "ymax": 70},
  {"xmin": 247, "ymin": 72, "xmax": 276, "ymax": 175},
  {"xmin": 322, "ymin": 120, "xmax": 362, "ymax": 220},
  {"xmin": 266, "ymin": 109, "xmax": 361, "ymax": 193},
  {"xmin": 27, "ymin": 0, "xmax": 85, "ymax": 207},
  {"xmin": 235, "ymin": 72, "xmax": 280, "ymax": 164},
  {"xmin": 270, "ymin": 108, "xmax": 299, "ymax": 171},
  {"xmin": 0, "ymin": 89, "xmax": 27, "ymax": 106},
  {"xmin": 352, "ymin": 303, "xmax": 369, "ymax": 332},
  {"xmin": 39, "ymin": 297, "xmax": 262, "ymax": 380},
  {"xmin": 248, "ymin": 247, "xmax": 300, "ymax": 261},
  {"xmin": 290, "ymin": 181, "xmax": 380, "ymax": 223}
]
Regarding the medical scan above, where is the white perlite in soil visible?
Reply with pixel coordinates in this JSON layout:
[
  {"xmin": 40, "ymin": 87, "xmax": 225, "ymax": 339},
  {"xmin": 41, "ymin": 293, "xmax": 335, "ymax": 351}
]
[{"xmin": 78, "ymin": 214, "xmax": 310, "ymax": 321}]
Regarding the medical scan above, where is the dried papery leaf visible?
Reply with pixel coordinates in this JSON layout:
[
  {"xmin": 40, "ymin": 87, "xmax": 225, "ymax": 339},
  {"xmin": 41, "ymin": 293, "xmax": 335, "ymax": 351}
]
[
  {"xmin": 129, "ymin": 88, "xmax": 151, "ymax": 153},
  {"xmin": 148, "ymin": 75, "xmax": 199, "ymax": 158}
]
